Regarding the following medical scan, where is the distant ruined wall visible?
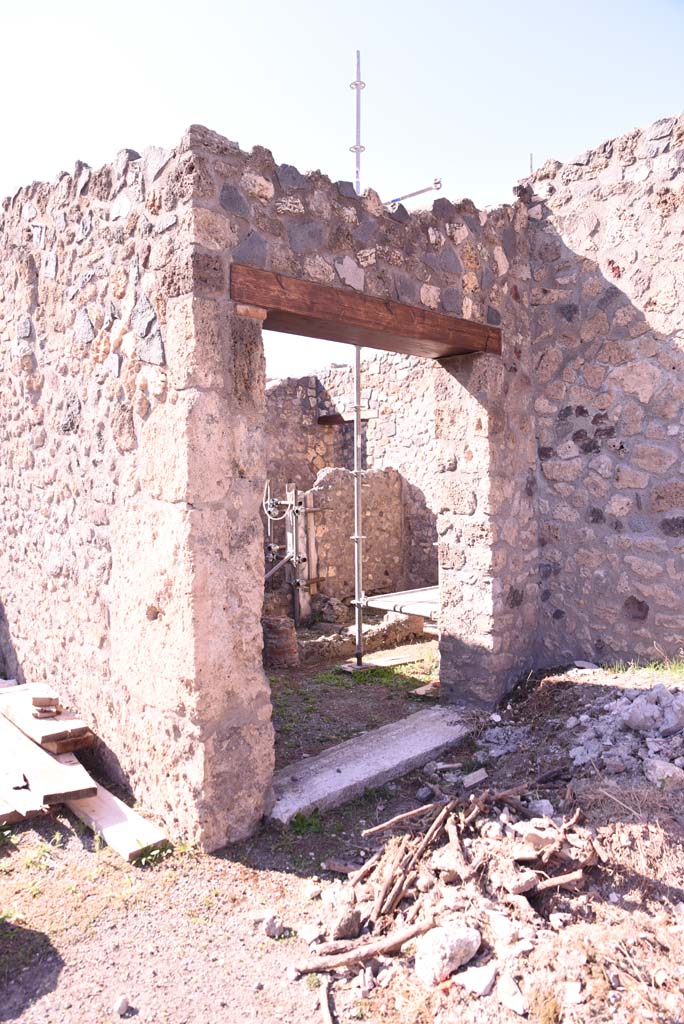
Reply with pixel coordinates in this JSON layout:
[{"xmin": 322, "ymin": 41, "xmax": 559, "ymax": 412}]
[
  {"xmin": 525, "ymin": 112, "xmax": 684, "ymax": 665},
  {"xmin": 264, "ymin": 357, "xmax": 439, "ymax": 592},
  {"xmin": 305, "ymin": 466, "xmax": 405, "ymax": 601}
]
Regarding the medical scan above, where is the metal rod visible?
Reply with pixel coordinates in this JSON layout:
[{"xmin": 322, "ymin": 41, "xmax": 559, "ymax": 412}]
[
  {"xmin": 385, "ymin": 178, "xmax": 442, "ymax": 209},
  {"xmin": 289, "ymin": 485, "xmax": 301, "ymax": 629},
  {"xmin": 353, "ymin": 346, "xmax": 364, "ymax": 666},
  {"xmin": 349, "ymin": 50, "xmax": 365, "ymax": 196},
  {"xmin": 265, "ymin": 552, "xmax": 292, "ymax": 583}
]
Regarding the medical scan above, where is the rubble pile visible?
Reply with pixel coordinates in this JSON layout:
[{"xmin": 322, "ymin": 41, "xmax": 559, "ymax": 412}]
[
  {"xmin": 289, "ymin": 785, "xmax": 607, "ymax": 1017},
  {"xmin": 566, "ymin": 683, "xmax": 684, "ymax": 787}
]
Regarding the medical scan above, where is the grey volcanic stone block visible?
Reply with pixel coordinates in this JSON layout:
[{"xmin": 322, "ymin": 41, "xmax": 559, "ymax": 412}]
[
  {"xmin": 220, "ymin": 184, "xmax": 250, "ymax": 219},
  {"xmin": 268, "ymin": 707, "xmax": 470, "ymax": 824},
  {"xmin": 288, "ymin": 220, "xmax": 325, "ymax": 254},
  {"xmin": 276, "ymin": 163, "xmax": 307, "ymax": 190}
]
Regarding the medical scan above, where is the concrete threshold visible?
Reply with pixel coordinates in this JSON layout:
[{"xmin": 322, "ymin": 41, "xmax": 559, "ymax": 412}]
[{"xmin": 268, "ymin": 707, "xmax": 470, "ymax": 825}]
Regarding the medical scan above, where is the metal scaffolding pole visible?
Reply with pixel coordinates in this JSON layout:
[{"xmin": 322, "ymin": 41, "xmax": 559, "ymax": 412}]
[{"xmin": 353, "ymin": 345, "xmax": 364, "ymax": 666}]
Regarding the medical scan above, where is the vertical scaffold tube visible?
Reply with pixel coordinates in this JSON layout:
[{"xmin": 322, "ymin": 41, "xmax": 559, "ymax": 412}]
[{"xmin": 353, "ymin": 345, "xmax": 364, "ymax": 666}]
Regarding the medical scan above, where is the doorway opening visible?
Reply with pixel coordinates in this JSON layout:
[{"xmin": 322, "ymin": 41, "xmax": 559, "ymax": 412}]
[{"xmin": 231, "ymin": 263, "xmax": 501, "ymax": 807}]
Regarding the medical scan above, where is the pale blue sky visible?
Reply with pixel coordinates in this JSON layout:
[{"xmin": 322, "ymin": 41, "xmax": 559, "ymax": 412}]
[{"xmin": 2, "ymin": 0, "xmax": 683, "ymax": 375}]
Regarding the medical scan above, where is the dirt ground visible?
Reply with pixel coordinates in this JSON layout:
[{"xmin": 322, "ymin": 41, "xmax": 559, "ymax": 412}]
[
  {"xmin": 3, "ymin": 657, "xmax": 684, "ymax": 1023},
  {"xmin": 270, "ymin": 638, "xmax": 439, "ymax": 767}
]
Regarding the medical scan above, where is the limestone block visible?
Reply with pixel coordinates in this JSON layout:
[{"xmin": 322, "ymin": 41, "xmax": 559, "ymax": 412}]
[
  {"xmin": 241, "ymin": 172, "xmax": 274, "ymax": 203},
  {"xmin": 110, "ymin": 500, "xmax": 195, "ymax": 713},
  {"xmin": 165, "ymin": 294, "xmax": 228, "ymax": 390},
  {"xmin": 190, "ymin": 207, "xmax": 238, "ymax": 252},
  {"xmin": 631, "ymin": 444, "xmax": 678, "ymax": 474},
  {"xmin": 137, "ymin": 398, "xmax": 190, "ymax": 501},
  {"xmin": 651, "ymin": 482, "xmax": 684, "ymax": 512},
  {"xmin": 608, "ymin": 361, "xmax": 663, "ymax": 404}
]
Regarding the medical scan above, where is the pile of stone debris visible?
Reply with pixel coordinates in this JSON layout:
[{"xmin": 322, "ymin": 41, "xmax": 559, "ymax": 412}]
[
  {"xmin": 277, "ymin": 783, "xmax": 607, "ymax": 1018},
  {"xmin": 564, "ymin": 682, "xmax": 684, "ymax": 788}
]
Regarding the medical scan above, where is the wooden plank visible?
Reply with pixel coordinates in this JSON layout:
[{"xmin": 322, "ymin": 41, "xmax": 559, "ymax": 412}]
[
  {"xmin": 304, "ymin": 492, "xmax": 318, "ymax": 596},
  {"xmin": 0, "ymin": 758, "xmax": 45, "ymax": 817},
  {"xmin": 0, "ymin": 799, "xmax": 26, "ymax": 826},
  {"xmin": 0, "ymin": 719, "xmax": 96, "ymax": 804},
  {"xmin": 0, "ymin": 684, "xmax": 88, "ymax": 744},
  {"xmin": 30, "ymin": 686, "xmax": 60, "ymax": 708},
  {"xmin": 230, "ymin": 265, "xmax": 502, "ymax": 359},
  {"xmin": 361, "ymin": 586, "xmax": 439, "ymax": 621},
  {"xmin": 65, "ymin": 784, "xmax": 168, "ymax": 863},
  {"xmin": 0, "ymin": 783, "xmax": 45, "ymax": 817},
  {"xmin": 42, "ymin": 730, "xmax": 96, "ymax": 755}
]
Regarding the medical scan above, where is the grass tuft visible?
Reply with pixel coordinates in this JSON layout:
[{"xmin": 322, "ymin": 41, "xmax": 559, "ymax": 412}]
[{"xmin": 289, "ymin": 810, "xmax": 324, "ymax": 835}]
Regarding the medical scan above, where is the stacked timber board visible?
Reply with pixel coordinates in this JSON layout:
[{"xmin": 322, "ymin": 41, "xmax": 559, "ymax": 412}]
[{"xmin": 0, "ymin": 681, "xmax": 167, "ymax": 862}]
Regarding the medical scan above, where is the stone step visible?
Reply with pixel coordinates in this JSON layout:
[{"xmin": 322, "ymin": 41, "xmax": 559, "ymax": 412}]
[{"xmin": 267, "ymin": 707, "xmax": 470, "ymax": 824}]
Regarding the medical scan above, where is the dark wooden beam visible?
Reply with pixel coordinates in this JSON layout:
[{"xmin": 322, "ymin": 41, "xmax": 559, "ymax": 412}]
[{"xmin": 230, "ymin": 264, "xmax": 501, "ymax": 359}]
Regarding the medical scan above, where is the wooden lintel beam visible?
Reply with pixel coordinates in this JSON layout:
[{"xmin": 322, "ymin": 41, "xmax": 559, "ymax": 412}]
[{"xmin": 230, "ymin": 264, "xmax": 501, "ymax": 359}]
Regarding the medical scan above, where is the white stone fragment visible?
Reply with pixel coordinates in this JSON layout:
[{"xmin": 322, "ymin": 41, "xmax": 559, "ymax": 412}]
[
  {"xmin": 643, "ymin": 758, "xmax": 684, "ymax": 789},
  {"xmin": 414, "ymin": 922, "xmax": 481, "ymax": 987},
  {"xmin": 142, "ymin": 145, "xmax": 172, "ymax": 186},
  {"xmin": 462, "ymin": 767, "xmax": 488, "ymax": 788},
  {"xmin": 110, "ymin": 191, "xmax": 132, "ymax": 221},
  {"xmin": 113, "ymin": 995, "xmax": 129, "ymax": 1017},
  {"xmin": 497, "ymin": 974, "xmax": 527, "ymax": 1016},
  {"xmin": 453, "ymin": 960, "xmax": 498, "ymax": 997},
  {"xmin": 334, "ymin": 255, "xmax": 364, "ymax": 291}
]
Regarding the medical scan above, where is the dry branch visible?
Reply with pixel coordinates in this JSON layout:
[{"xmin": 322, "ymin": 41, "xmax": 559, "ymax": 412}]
[
  {"xmin": 319, "ymin": 978, "xmax": 334, "ymax": 1024},
  {"xmin": 361, "ymin": 801, "xmax": 444, "ymax": 837},
  {"xmin": 297, "ymin": 919, "xmax": 434, "ymax": 975},
  {"xmin": 535, "ymin": 868, "xmax": 584, "ymax": 892}
]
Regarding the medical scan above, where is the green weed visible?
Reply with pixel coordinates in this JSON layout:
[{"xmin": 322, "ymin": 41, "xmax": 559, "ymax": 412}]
[
  {"xmin": 135, "ymin": 843, "xmax": 173, "ymax": 868},
  {"xmin": 290, "ymin": 810, "xmax": 324, "ymax": 835},
  {"xmin": 0, "ymin": 827, "xmax": 16, "ymax": 850}
]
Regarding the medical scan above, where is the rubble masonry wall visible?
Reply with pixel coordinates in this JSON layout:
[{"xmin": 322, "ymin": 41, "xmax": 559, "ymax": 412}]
[
  {"xmin": 184, "ymin": 119, "xmax": 537, "ymax": 705},
  {"xmin": 525, "ymin": 113, "xmax": 684, "ymax": 665},
  {"xmin": 5, "ymin": 111, "xmax": 681, "ymax": 846}
]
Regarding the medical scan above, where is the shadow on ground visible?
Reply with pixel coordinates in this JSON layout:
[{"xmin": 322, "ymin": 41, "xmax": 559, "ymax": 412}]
[{"xmin": 0, "ymin": 920, "xmax": 63, "ymax": 1022}]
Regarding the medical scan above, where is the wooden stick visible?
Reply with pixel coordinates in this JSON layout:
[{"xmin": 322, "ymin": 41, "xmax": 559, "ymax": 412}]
[
  {"xmin": 405, "ymin": 898, "xmax": 423, "ymax": 925},
  {"xmin": 370, "ymin": 837, "xmax": 408, "ymax": 923},
  {"xmin": 321, "ymin": 858, "xmax": 360, "ymax": 875},
  {"xmin": 361, "ymin": 801, "xmax": 444, "ymax": 837},
  {"xmin": 349, "ymin": 852, "xmax": 381, "ymax": 887},
  {"xmin": 535, "ymin": 868, "xmax": 584, "ymax": 893},
  {"xmin": 499, "ymin": 796, "xmax": 534, "ymax": 820},
  {"xmin": 384, "ymin": 870, "xmax": 418, "ymax": 916},
  {"xmin": 410, "ymin": 800, "xmax": 457, "ymax": 863},
  {"xmin": 444, "ymin": 815, "xmax": 472, "ymax": 880},
  {"xmin": 296, "ymin": 919, "xmax": 434, "ymax": 975},
  {"xmin": 540, "ymin": 808, "xmax": 582, "ymax": 865},
  {"xmin": 319, "ymin": 978, "xmax": 334, "ymax": 1024}
]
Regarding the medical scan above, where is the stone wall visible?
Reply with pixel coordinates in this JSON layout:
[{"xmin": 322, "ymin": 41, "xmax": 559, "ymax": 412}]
[
  {"xmin": 524, "ymin": 113, "xmax": 684, "ymax": 666},
  {"xmin": 305, "ymin": 466, "xmax": 405, "ymax": 600},
  {"xmin": 0, "ymin": 135, "xmax": 275, "ymax": 849},
  {"xmin": 203, "ymin": 132, "xmax": 538, "ymax": 704},
  {"xmin": 263, "ymin": 360, "xmax": 439, "ymax": 596},
  {"xmin": 8, "ymin": 111, "xmax": 682, "ymax": 845}
]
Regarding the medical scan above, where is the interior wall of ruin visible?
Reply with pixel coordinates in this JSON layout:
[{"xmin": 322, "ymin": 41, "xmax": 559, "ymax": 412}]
[
  {"xmin": 263, "ymin": 357, "xmax": 439, "ymax": 592},
  {"xmin": 526, "ymin": 113, "xmax": 684, "ymax": 666},
  {"xmin": 304, "ymin": 466, "xmax": 405, "ymax": 601}
]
